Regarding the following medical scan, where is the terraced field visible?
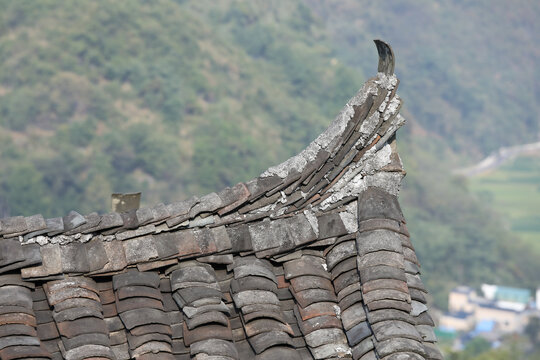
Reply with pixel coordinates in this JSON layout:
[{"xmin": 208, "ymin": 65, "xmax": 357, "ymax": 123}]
[{"xmin": 469, "ymin": 154, "xmax": 540, "ymax": 249}]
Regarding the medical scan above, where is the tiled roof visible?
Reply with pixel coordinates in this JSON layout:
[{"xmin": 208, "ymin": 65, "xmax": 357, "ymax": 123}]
[{"xmin": 0, "ymin": 40, "xmax": 443, "ymax": 360}]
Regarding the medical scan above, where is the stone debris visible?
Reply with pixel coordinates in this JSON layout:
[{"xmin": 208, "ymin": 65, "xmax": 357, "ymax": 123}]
[{"xmin": 0, "ymin": 40, "xmax": 442, "ymax": 360}]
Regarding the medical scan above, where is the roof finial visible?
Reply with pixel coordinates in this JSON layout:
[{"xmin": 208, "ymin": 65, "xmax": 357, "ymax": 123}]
[{"xmin": 374, "ymin": 39, "xmax": 395, "ymax": 75}]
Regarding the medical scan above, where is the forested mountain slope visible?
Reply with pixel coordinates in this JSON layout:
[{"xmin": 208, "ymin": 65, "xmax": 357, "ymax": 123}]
[{"xmin": 0, "ymin": 0, "xmax": 538, "ymax": 308}]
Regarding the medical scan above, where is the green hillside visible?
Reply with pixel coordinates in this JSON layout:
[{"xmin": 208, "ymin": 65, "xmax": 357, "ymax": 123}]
[{"xmin": 0, "ymin": 0, "xmax": 539, "ymax": 310}]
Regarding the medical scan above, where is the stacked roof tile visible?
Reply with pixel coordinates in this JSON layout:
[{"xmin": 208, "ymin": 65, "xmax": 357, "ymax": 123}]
[{"xmin": 0, "ymin": 40, "xmax": 443, "ymax": 359}]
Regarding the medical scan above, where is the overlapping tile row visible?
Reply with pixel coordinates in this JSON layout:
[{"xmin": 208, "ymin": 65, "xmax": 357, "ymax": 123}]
[
  {"xmin": 169, "ymin": 260, "xmax": 238, "ymax": 360},
  {"xmin": 353, "ymin": 187, "xmax": 443, "ymax": 360},
  {"xmin": 111, "ymin": 270, "xmax": 174, "ymax": 359},
  {"xmin": 325, "ymin": 231, "xmax": 374, "ymax": 360},
  {"xmin": 230, "ymin": 257, "xmax": 302, "ymax": 359},
  {"xmin": 283, "ymin": 251, "xmax": 351, "ymax": 359},
  {"xmin": 42, "ymin": 276, "xmax": 114, "ymax": 360},
  {"xmin": 0, "ymin": 41, "xmax": 442, "ymax": 358},
  {"xmin": 0, "ymin": 275, "xmax": 50, "ymax": 359},
  {"xmin": 401, "ymin": 236, "xmax": 443, "ymax": 360}
]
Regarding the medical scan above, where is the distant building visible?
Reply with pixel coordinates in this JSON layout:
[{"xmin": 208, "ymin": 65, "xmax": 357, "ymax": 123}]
[{"xmin": 440, "ymin": 284, "xmax": 539, "ymax": 334}]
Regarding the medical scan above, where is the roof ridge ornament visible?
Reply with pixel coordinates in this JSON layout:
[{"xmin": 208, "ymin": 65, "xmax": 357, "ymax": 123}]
[{"xmin": 374, "ymin": 39, "xmax": 395, "ymax": 75}]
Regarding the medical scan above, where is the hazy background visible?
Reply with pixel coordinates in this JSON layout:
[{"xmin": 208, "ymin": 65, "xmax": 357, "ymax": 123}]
[{"xmin": 0, "ymin": 1, "xmax": 538, "ymax": 357}]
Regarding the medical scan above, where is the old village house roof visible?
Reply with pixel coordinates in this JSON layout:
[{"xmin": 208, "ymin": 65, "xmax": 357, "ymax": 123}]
[{"xmin": 0, "ymin": 41, "xmax": 443, "ymax": 360}]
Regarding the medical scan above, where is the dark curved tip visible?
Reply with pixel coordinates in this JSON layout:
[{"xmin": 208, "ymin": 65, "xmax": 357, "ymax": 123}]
[{"xmin": 374, "ymin": 39, "xmax": 395, "ymax": 75}]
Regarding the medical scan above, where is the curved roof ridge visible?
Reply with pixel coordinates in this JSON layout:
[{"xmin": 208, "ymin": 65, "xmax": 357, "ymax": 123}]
[{"xmin": 0, "ymin": 42, "xmax": 404, "ymax": 250}]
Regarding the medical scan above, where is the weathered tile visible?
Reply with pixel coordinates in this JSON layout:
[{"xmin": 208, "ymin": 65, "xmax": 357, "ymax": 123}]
[
  {"xmin": 0, "ymin": 312, "xmax": 37, "ymax": 327},
  {"xmin": 371, "ymin": 320, "xmax": 422, "ymax": 342},
  {"xmin": 123, "ymin": 235, "xmax": 159, "ymax": 264},
  {"xmin": 333, "ymin": 269, "xmax": 360, "ymax": 294},
  {"xmin": 217, "ymin": 183, "xmax": 250, "ymax": 216},
  {"xmin": 185, "ymin": 311, "xmax": 229, "ymax": 330},
  {"xmin": 182, "ymin": 322, "xmax": 232, "ymax": 346},
  {"xmin": 170, "ymin": 265, "xmax": 216, "ymax": 290},
  {"xmin": 0, "ymin": 344, "xmax": 49, "ymax": 359},
  {"xmin": 64, "ymin": 344, "xmax": 116, "ymax": 360},
  {"xmin": 46, "ymin": 217, "xmax": 65, "ymax": 236},
  {"xmin": 64, "ymin": 212, "xmax": 101, "ymax": 235},
  {"xmin": 297, "ymin": 302, "xmax": 338, "ymax": 321},
  {"xmin": 367, "ymin": 309, "xmax": 414, "ymax": 325},
  {"xmin": 331, "ymin": 256, "xmax": 357, "ymax": 280},
  {"xmin": 233, "ymin": 290, "xmax": 280, "ymax": 308},
  {"xmin": 0, "ymin": 286, "xmax": 32, "ymax": 308},
  {"xmin": 358, "ymin": 218, "xmax": 401, "ymax": 234},
  {"xmin": 284, "ymin": 256, "xmax": 330, "ymax": 280},
  {"xmin": 197, "ymin": 254, "xmax": 234, "ymax": 265},
  {"xmin": 230, "ymin": 277, "xmax": 277, "ymax": 293},
  {"xmin": 295, "ymin": 313, "xmax": 341, "ymax": 336},
  {"xmin": 175, "ymin": 286, "xmax": 222, "ymax": 305},
  {"xmin": 423, "ymin": 342, "xmax": 444, "ymax": 360},
  {"xmin": 305, "ymin": 328, "xmax": 347, "ymax": 348},
  {"xmin": 356, "ymin": 230, "xmax": 403, "ymax": 256},
  {"xmin": 117, "ymin": 285, "xmax": 162, "ymax": 301},
  {"xmin": 414, "ymin": 311, "xmax": 435, "ymax": 327},
  {"xmin": 209, "ymin": 226, "xmax": 232, "ymax": 253},
  {"xmin": 34, "ymin": 309, "xmax": 54, "ymax": 324},
  {"xmin": 113, "ymin": 270, "xmax": 160, "ymax": 290},
  {"xmin": 248, "ymin": 331, "xmax": 294, "ymax": 354},
  {"xmin": 226, "ymin": 225, "xmax": 253, "ymax": 252},
  {"xmin": 126, "ymin": 332, "xmax": 171, "ymax": 350},
  {"xmin": 359, "ymin": 265, "xmax": 406, "ymax": 283},
  {"xmin": 21, "ymin": 244, "xmax": 62, "ymax": 278},
  {"xmin": 189, "ymin": 192, "xmax": 222, "ymax": 219},
  {"xmin": 367, "ymin": 299, "xmax": 412, "ymax": 313},
  {"xmin": 357, "ymin": 251, "xmax": 404, "ymax": 270},
  {"xmin": 54, "ymin": 298, "xmax": 102, "ymax": 314},
  {"xmin": 0, "ymin": 239, "xmax": 24, "ymax": 267},
  {"xmin": 357, "ymin": 186, "xmax": 404, "ymax": 222},
  {"xmin": 352, "ymin": 337, "xmax": 374, "ymax": 359},
  {"xmin": 0, "ymin": 324, "xmax": 37, "ymax": 338},
  {"xmin": 63, "ymin": 210, "xmax": 87, "ymax": 232},
  {"xmin": 325, "ymin": 240, "xmax": 356, "ymax": 271},
  {"xmin": 53, "ymin": 306, "xmax": 103, "ymax": 323},
  {"xmin": 256, "ymin": 345, "xmax": 302, "ymax": 360},
  {"xmin": 362, "ymin": 279, "xmax": 409, "ymax": 294},
  {"xmin": 119, "ymin": 308, "xmax": 170, "ymax": 330},
  {"xmin": 239, "ymin": 304, "xmax": 281, "ymax": 316},
  {"xmin": 346, "ymin": 321, "xmax": 371, "ymax": 346},
  {"xmin": 61, "ymin": 243, "xmax": 90, "ymax": 273},
  {"xmin": 248, "ymin": 220, "xmax": 290, "ymax": 254},
  {"xmin": 338, "ymin": 290, "xmax": 363, "ymax": 311},
  {"xmin": 56, "ymin": 317, "xmax": 108, "ymax": 338},
  {"xmin": 130, "ymin": 323, "xmax": 172, "ymax": 337},
  {"xmin": 0, "ymin": 216, "xmax": 27, "ymax": 235},
  {"xmin": 317, "ymin": 213, "xmax": 348, "ymax": 239},
  {"xmin": 86, "ymin": 238, "xmax": 109, "ymax": 272},
  {"xmin": 242, "ymin": 309, "xmax": 285, "ymax": 324},
  {"xmin": 363, "ymin": 289, "xmax": 410, "ymax": 305},
  {"xmin": 244, "ymin": 318, "xmax": 293, "ymax": 338},
  {"xmin": 341, "ymin": 303, "xmax": 367, "ymax": 330},
  {"xmin": 193, "ymin": 228, "xmax": 218, "ymax": 255},
  {"xmin": 291, "ymin": 288, "xmax": 337, "ymax": 308},
  {"xmin": 90, "ymin": 240, "xmax": 127, "ymax": 274},
  {"xmin": 375, "ymin": 337, "xmax": 425, "ymax": 358},
  {"xmin": 93, "ymin": 212, "xmax": 124, "ymax": 232},
  {"xmin": 405, "ymin": 274, "xmax": 426, "ymax": 293},
  {"xmin": 116, "ymin": 224, "xmax": 156, "ymax": 241},
  {"xmin": 62, "ymin": 333, "xmax": 111, "ymax": 351}
]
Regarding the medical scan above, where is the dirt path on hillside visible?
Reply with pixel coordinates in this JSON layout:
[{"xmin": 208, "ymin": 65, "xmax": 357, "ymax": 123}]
[{"xmin": 453, "ymin": 141, "xmax": 540, "ymax": 177}]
